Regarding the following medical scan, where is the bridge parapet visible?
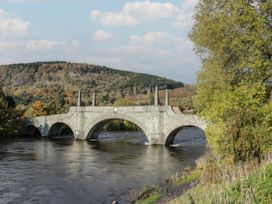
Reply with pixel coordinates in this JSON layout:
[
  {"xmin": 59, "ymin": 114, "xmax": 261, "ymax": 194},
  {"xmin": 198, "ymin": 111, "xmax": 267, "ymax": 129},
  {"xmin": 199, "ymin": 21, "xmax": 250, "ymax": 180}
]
[{"xmin": 71, "ymin": 105, "xmax": 167, "ymax": 113}]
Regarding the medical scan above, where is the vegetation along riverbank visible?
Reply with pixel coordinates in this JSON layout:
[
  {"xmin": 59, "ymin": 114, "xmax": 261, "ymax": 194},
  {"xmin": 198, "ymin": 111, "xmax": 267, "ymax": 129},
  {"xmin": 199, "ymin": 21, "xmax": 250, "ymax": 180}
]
[
  {"xmin": 134, "ymin": 153, "xmax": 272, "ymax": 204},
  {"xmin": 135, "ymin": 0, "xmax": 272, "ymax": 203}
]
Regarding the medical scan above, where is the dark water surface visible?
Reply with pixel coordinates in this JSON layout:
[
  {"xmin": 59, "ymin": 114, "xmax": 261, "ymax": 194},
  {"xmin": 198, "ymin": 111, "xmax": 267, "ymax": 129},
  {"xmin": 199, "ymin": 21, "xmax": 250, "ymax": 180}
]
[{"xmin": 0, "ymin": 128, "xmax": 206, "ymax": 204}]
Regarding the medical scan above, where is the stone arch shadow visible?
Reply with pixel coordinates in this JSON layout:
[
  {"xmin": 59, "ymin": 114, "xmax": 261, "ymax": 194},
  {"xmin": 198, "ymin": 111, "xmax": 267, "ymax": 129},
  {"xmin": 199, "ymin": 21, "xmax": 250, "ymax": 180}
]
[
  {"xmin": 48, "ymin": 122, "xmax": 75, "ymax": 139},
  {"xmin": 86, "ymin": 114, "xmax": 150, "ymax": 143},
  {"xmin": 21, "ymin": 125, "xmax": 42, "ymax": 137},
  {"xmin": 165, "ymin": 125, "xmax": 206, "ymax": 147}
]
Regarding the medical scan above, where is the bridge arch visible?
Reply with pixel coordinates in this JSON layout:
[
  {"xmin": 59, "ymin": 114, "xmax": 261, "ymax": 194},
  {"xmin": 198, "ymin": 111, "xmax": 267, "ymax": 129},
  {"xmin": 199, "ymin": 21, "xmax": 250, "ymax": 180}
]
[
  {"xmin": 21, "ymin": 125, "xmax": 41, "ymax": 137},
  {"xmin": 85, "ymin": 113, "xmax": 150, "ymax": 143},
  {"xmin": 165, "ymin": 125, "xmax": 206, "ymax": 147},
  {"xmin": 48, "ymin": 122, "xmax": 75, "ymax": 139}
]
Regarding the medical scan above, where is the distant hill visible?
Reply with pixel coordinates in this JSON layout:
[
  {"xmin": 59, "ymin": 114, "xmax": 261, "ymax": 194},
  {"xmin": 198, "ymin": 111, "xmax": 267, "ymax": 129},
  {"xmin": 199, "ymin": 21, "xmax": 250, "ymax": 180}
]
[{"xmin": 0, "ymin": 61, "xmax": 186, "ymax": 108}]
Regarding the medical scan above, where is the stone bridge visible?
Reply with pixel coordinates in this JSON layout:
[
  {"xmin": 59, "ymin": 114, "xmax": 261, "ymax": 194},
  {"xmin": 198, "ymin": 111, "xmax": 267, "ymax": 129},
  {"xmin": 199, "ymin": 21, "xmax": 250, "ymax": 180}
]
[{"xmin": 24, "ymin": 87, "xmax": 207, "ymax": 146}]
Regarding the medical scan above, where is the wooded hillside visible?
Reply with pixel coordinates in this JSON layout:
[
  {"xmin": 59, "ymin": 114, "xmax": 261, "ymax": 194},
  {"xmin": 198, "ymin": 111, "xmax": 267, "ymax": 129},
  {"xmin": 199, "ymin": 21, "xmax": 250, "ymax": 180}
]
[{"xmin": 0, "ymin": 62, "xmax": 192, "ymax": 114}]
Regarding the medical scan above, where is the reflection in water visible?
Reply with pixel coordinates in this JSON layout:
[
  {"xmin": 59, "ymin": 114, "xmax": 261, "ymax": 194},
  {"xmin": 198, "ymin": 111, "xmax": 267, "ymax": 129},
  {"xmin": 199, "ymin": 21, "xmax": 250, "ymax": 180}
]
[{"xmin": 0, "ymin": 129, "xmax": 207, "ymax": 204}]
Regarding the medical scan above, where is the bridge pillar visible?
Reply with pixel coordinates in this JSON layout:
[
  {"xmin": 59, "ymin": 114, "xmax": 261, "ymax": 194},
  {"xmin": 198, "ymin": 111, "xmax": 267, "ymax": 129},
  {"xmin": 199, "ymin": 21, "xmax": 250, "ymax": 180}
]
[
  {"xmin": 92, "ymin": 92, "xmax": 96, "ymax": 107},
  {"xmin": 77, "ymin": 90, "xmax": 81, "ymax": 107},
  {"xmin": 154, "ymin": 86, "xmax": 159, "ymax": 106},
  {"xmin": 74, "ymin": 108, "xmax": 86, "ymax": 140},
  {"xmin": 165, "ymin": 89, "xmax": 169, "ymax": 106}
]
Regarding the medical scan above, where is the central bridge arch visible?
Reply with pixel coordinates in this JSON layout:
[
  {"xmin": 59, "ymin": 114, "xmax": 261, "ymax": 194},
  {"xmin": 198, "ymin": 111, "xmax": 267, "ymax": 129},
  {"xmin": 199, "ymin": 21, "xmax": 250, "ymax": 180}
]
[
  {"xmin": 85, "ymin": 113, "xmax": 150, "ymax": 143},
  {"xmin": 165, "ymin": 125, "xmax": 206, "ymax": 147}
]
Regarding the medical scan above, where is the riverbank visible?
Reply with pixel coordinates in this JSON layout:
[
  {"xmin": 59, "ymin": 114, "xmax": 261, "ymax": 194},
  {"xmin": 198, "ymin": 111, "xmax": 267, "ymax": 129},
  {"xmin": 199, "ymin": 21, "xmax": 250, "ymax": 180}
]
[{"xmin": 136, "ymin": 153, "xmax": 272, "ymax": 204}]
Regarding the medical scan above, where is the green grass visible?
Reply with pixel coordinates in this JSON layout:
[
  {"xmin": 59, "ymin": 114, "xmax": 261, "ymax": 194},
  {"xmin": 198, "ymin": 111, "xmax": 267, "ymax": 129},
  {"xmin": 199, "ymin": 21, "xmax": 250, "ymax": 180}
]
[
  {"xmin": 169, "ymin": 163, "xmax": 272, "ymax": 204},
  {"xmin": 226, "ymin": 163, "xmax": 272, "ymax": 204},
  {"xmin": 176, "ymin": 170, "xmax": 201, "ymax": 185},
  {"xmin": 138, "ymin": 192, "xmax": 161, "ymax": 204}
]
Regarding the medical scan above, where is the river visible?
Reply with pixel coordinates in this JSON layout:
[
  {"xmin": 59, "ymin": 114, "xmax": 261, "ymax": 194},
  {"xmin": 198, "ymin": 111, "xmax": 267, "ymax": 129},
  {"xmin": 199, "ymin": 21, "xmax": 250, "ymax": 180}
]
[{"xmin": 0, "ymin": 127, "xmax": 207, "ymax": 204}]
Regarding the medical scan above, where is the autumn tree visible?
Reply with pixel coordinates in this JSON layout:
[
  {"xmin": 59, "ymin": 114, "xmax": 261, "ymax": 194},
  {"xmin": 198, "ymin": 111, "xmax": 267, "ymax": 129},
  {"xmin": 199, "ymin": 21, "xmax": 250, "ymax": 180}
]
[
  {"xmin": 24, "ymin": 100, "xmax": 48, "ymax": 117},
  {"xmin": 191, "ymin": 0, "xmax": 272, "ymax": 161}
]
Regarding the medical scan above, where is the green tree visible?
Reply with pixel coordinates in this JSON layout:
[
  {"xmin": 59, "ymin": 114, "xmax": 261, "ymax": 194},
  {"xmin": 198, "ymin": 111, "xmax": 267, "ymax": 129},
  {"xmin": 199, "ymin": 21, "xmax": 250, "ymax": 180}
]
[
  {"xmin": 0, "ymin": 88, "xmax": 23, "ymax": 137},
  {"xmin": 191, "ymin": 0, "xmax": 272, "ymax": 162},
  {"xmin": 0, "ymin": 88, "xmax": 7, "ymax": 109},
  {"xmin": 46, "ymin": 99, "xmax": 69, "ymax": 115}
]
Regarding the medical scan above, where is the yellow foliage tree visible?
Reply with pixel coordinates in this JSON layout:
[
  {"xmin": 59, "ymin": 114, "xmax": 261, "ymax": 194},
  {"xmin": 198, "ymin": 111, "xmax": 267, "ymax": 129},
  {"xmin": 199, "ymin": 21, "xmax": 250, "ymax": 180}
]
[{"xmin": 24, "ymin": 100, "xmax": 48, "ymax": 117}]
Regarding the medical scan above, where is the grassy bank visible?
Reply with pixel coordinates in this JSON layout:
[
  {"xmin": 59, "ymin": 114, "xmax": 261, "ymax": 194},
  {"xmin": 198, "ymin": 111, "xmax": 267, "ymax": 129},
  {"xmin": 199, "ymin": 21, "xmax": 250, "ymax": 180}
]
[
  {"xmin": 135, "ymin": 153, "xmax": 272, "ymax": 204},
  {"xmin": 134, "ymin": 168, "xmax": 202, "ymax": 203},
  {"xmin": 169, "ymin": 158, "xmax": 272, "ymax": 204}
]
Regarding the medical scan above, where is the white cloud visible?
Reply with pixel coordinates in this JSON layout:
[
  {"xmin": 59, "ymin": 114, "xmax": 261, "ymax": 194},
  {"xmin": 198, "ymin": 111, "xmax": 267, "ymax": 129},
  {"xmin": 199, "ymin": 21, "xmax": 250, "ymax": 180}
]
[
  {"xmin": 25, "ymin": 40, "xmax": 59, "ymax": 50},
  {"xmin": 93, "ymin": 30, "xmax": 113, "ymax": 41},
  {"xmin": 90, "ymin": 0, "xmax": 198, "ymax": 28},
  {"xmin": 0, "ymin": 39, "xmax": 81, "ymax": 50},
  {"xmin": 90, "ymin": 1, "xmax": 179, "ymax": 26},
  {"xmin": 117, "ymin": 31, "xmax": 194, "ymax": 60},
  {"xmin": 130, "ymin": 32, "xmax": 183, "ymax": 46},
  {"xmin": 0, "ymin": 8, "xmax": 30, "ymax": 36},
  {"xmin": 122, "ymin": 1, "xmax": 179, "ymax": 20},
  {"xmin": 91, "ymin": 10, "xmax": 137, "ymax": 26},
  {"xmin": 174, "ymin": 0, "xmax": 198, "ymax": 28},
  {"xmin": 89, "ymin": 31, "xmax": 200, "ymax": 82},
  {"xmin": 0, "ymin": 40, "xmax": 23, "ymax": 50},
  {"xmin": 112, "ymin": 45, "xmax": 171, "ymax": 58},
  {"xmin": 70, "ymin": 40, "xmax": 81, "ymax": 49}
]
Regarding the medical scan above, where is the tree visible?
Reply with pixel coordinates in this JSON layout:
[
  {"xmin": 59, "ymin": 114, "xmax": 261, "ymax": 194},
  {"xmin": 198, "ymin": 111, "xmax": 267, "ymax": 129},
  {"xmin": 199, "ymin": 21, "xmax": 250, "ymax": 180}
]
[
  {"xmin": 46, "ymin": 99, "xmax": 69, "ymax": 115},
  {"xmin": 0, "ymin": 88, "xmax": 7, "ymax": 109},
  {"xmin": 24, "ymin": 100, "xmax": 48, "ymax": 117},
  {"xmin": 191, "ymin": 0, "xmax": 272, "ymax": 161},
  {"xmin": 0, "ymin": 88, "xmax": 23, "ymax": 137}
]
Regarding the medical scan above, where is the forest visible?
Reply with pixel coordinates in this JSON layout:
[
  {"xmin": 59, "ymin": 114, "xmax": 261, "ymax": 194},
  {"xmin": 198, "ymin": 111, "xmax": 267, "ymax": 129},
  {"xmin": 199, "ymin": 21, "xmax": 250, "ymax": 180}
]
[
  {"xmin": 0, "ymin": 62, "xmax": 190, "ymax": 115},
  {"xmin": 0, "ymin": 62, "xmax": 196, "ymax": 135}
]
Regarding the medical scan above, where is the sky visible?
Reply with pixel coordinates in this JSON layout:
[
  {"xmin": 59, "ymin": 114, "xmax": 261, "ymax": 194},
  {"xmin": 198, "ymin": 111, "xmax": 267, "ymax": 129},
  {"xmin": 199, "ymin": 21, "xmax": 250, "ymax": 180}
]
[{"xmin": 0, "ymin": 0, "xmax": 201, "ymax": 83}]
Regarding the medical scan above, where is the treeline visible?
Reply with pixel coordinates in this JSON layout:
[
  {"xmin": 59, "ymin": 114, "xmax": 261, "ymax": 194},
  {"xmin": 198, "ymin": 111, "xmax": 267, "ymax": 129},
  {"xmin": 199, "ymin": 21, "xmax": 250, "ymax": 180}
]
[
  {"xmin": 191, "ymin": 0, "xmax": 272, "ymax": 162},
  {"xmin": 0, "ymin": 61, "xmax": 183, "ymax": 106},
  {"xmin": 0, "ymin": 62, "xmax": 196, "ymax": 117}
]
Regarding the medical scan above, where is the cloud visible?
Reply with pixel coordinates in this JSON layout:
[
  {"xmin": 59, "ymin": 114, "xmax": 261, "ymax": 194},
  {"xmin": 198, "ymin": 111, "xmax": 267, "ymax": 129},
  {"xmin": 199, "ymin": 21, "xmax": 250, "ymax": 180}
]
[
  {"xmin": 174, "ymin": 0, "xmax": 198, "ymax": 28},
  {"xmin": 70, "ymin": 40, "xmax": 81, "ymax": 49},
  {"xmin": 25, "ymin": 40, "xmax": 60, "ymax": 50},
  {"xmin": 91, "ymin": 10, "xmax": 137, "ymax": 26},
  {"xmin": 119, "ymin": 31, "xmax": 194, "ymax": 59},
  {"xmin": 90, "ymin": 0, "xmax": 198, "ymax": 28},
  {"xmin": 90, "ymin": 1, "xmax": 179, "ymax": 26},
  {"xmin": 0, "ymin": 39, "xmax": 81, "ymax": 50},
  {"xmin": 0, "ymin": 8, "xmax": 30, "ymax": 36},
  {"xmin": 88, "ymin": 31, "xmax": 200, "ymax": 83},
  {"xmin": 93, "ymin": 30, "xmax": 113, "ymax": 41},
  {"xmin": 130, "ymin": 31, "xmax": 183, "ymax": 46}
]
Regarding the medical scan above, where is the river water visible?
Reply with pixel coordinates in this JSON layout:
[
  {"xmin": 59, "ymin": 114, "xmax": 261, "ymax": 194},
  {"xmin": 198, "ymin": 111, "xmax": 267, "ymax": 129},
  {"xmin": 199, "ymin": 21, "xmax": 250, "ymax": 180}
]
[{"xmin": 0, "ymin": 127, "xmax": 207, "ymax": 204}]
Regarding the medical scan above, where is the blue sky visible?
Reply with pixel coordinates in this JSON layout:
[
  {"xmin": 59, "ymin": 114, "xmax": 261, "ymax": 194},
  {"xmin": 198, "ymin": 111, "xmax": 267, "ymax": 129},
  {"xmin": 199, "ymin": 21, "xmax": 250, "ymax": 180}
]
[{"xmin": 0, "ymin": 0, "xmax": 200, "ymax": 83}]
